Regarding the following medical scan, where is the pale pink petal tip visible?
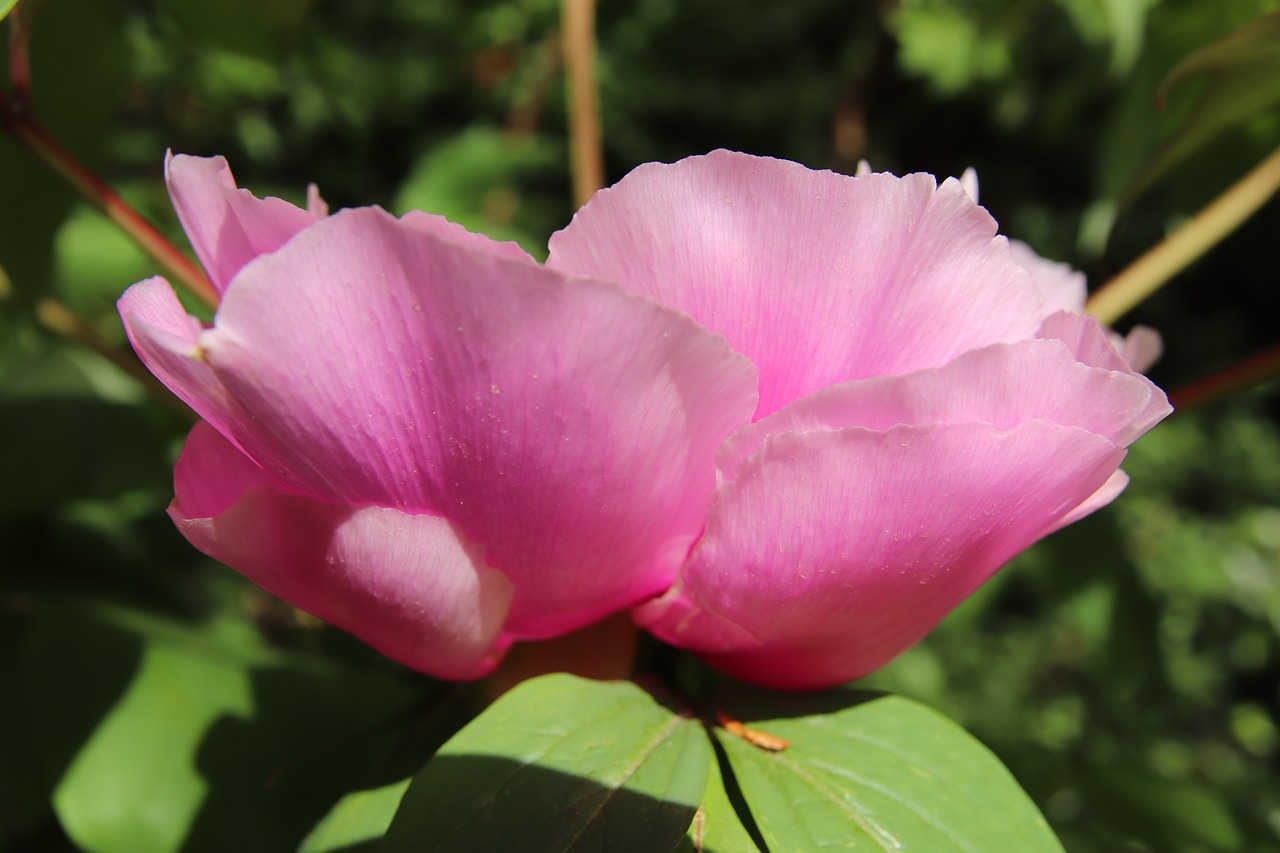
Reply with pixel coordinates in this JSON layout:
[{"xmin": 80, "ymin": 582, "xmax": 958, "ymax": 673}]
[
  {"xmin": 307, "ymin": 183, "xmax": 330, "ymax": 217},
  {"xmin": 1043, "ymin": 469, "xmax": 1130, "ymax": 536},
  {"xmin": 958, "ymin": 166, "xmax": 979, "ymax": 203},
  {"xmin": 1120, "ymin": 325, "xmax": 1164, "ymax": 373}
]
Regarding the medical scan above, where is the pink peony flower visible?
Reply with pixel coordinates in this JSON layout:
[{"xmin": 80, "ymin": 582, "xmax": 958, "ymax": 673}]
[{"xmin": 120, "ymin": 151, "xmax": 1169, "ymax": 689}]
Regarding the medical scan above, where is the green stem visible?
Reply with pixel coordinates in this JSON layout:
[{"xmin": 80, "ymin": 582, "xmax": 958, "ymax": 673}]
[{"xmin": 1087, "ymin": 145, "xmax": 1280, "ymax": 325}]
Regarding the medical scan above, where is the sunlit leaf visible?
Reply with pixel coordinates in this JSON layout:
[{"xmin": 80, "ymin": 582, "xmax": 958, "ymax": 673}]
[
  {"xmin": 299, "ymin": 779, "xmax": 410, "ymax": 853},
  {"xmin": 53, "ymin": 200, "xmax": 161, "ymax": 320},
  {"xmin": 1, "ymin": 0, "xmax": 19, "ymax": 23},
  {"xmin": 34, "ymin": 610, "xmax": 256, "ymax": 853},
  {"xmin": 18, "ymin": 602, "xmax": 432, "ymax": 853},
  {"xmin": 890, "ymin": 2, "xmax": 1010, "ymax": 95},
  {"xmin": 381, "ymin": 674, "xmax": 710, "ymax": 853},
  {"xmin": 1127, "ymin": 10, "xmax": 1280, "ymax": 198},
  {"xmin": 716, "ymin": 690, "xmax": 1063, "ymax": 852}
]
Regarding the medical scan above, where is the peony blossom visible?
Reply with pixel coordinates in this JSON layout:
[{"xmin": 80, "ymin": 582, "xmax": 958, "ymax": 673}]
[{"xmin": 119, "ymin": 150, "xmax": 1169, "ymax": 689}]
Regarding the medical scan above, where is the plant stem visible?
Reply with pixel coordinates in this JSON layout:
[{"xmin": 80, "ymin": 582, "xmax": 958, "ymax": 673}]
[
  {"xmin": 32, "ymin": 296, "xmax": 193, "ymax": 414},
  {"xmin": 1087, "ymin": 145, "xmax": 1280, "ymax": 325},
  {"xmin": 562, "ymin": 0, "xmax": 604, "ymax": 209},
  {"xmin": 1169, "ymin": 342, "xmax": 1280, "ymax": 413},
  {"xmin": 2, "ymin": 8, "xmax": 218, "ymax": 310},
  {"xmin": 483, "ymin": 612, "xmax": 638, "ymax": 702}
]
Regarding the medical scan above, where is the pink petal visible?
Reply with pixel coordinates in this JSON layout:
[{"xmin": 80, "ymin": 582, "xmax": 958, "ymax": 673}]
[
  {"xmin": 718, "ymin": 331, "xmax": 1169, "ymax": 479},
  {"xmin": 547, "ymin": 150, "xmax": 1045, "ymax": 417},
  {"xmin": 165, "ymin": 152, "xmax": 320, "ymax": 293},
  {"xmin": 1038, "ymin": 310, "xmax": 1137, "ymax": 370},
  {"xmin": 117, "ymin": 277, "xmax": 309, "ymax": 483},
  {"xmin": 635, "ymin": 422, "xmax": 1127, "ymax": 690},
  {"xmin": 307, "ymin": 183, "xmax": 329, "ymax": 218},
  {"xmin": 1119, "ymin": 325, "xmax": 1164, "ymax": 373},
  {"xmin": 118, "ymin": 277, "xmax": 212, "ymax": 397},
  {"xmin": 172, "ymin": 422, "xmax": 515, "ymax": 681},
  {"xmin": 1007, "ymin": 239, "xmax": 1087, "ymax": 319},
  {"xmin": 195, "ymin": 207, "xmax": 757, "ymax": 638},
  {"xmin": 117, "ymin": 277, "xmax": 239, "ymax": 432}
]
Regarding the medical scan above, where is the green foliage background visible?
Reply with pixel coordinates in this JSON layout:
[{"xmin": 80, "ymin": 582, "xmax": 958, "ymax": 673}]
[{"xmin": 1, "ymin": 1, "xmax": 1277, "ymax": 850}]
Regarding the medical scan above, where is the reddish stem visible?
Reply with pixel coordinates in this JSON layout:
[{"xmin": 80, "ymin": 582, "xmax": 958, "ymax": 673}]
[
  {"xmin": 2, "ymin": 7, "xmax": 218, "ymax": 310},
  {"xmin": 1169, "ymin": 343, "xmax": 1280, "ymax": 414}
]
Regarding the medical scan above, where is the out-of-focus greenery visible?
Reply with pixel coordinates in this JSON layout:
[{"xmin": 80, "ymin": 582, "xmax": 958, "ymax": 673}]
[{"xmin": 1, "ymin": 1, "xmax": 1277, "ymax": 850}]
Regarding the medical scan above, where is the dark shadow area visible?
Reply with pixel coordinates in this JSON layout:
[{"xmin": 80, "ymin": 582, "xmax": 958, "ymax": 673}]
[
  {"xmin": 713, "ymin": 682, "xmax": 886, "ymax": 724},
  {"xmin": 707, "ymin": 733, "xmax": 770, "ymax": 853},
  {"xmin": 4, "ymin": 604, "xmax": 145, "ymax": 852},
  {"xmin": 381, "ymin": 754, "xmax": 702, "ymax": 853},
  {"xmin": 0, "ymin": 398, "xmax": 172, "ymax": 515},
  {"xmin": 181, "ymin": 663, "xmax": 462, "ymax": 853}
]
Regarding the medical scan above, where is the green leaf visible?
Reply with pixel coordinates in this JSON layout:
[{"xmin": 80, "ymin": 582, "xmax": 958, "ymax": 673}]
[
  {"xmin": 674, "ymin": 749, "xmax": 760, "ymax": 853},
  {"xmin": 716, "ymin": 691, "xmax": 1063, "ymax": 852},
  {"xmin": 53, "ymin": 200, "xmax": 158, "ymax": 320},
  {"xmin": 890, "ymin": 2, "xmax": 1011, "ymax": 95},
  {"xmin": 19, "ymin": 601, "xmax": 434, "ymax": 853},
  {"xmin": 392, "ymin": 126, "xmax": 560, "ymax": 258},
  {"xmin": 1, "ymin": 0, "xmax": 19, "ymax": 23},
  {"xmin": 36, "ymin": 610, "xmax": 256, "ymax": 853},
  {"xmin": 1127, "ymin": 10, "xmax": 1280, "ymax": 197},
  {"xmin": 300, "ymin": 780, "xmax": 411, "ymax": 853},
  {"xmin": 381, "ymin": 674, "xmax": 710, "ymax": 853}
]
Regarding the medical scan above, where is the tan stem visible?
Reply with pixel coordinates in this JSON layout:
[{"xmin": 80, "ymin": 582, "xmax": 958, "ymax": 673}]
[
  {"xmin": 562, "ymin": 0, "xmax": 604, "ymax": 209},
  {"xmin": 33, "ymin": 297, "xmax": 193, "ymax": 414},
  {"xmin": 1087, "ymin": 145, "xmax": 1280, "ymax": 325}
]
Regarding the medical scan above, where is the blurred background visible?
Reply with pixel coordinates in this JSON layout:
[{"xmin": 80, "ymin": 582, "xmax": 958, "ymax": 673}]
[{"xmin": 1, "ymin": 1, "xmax": 1278, "ymax": 850}]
